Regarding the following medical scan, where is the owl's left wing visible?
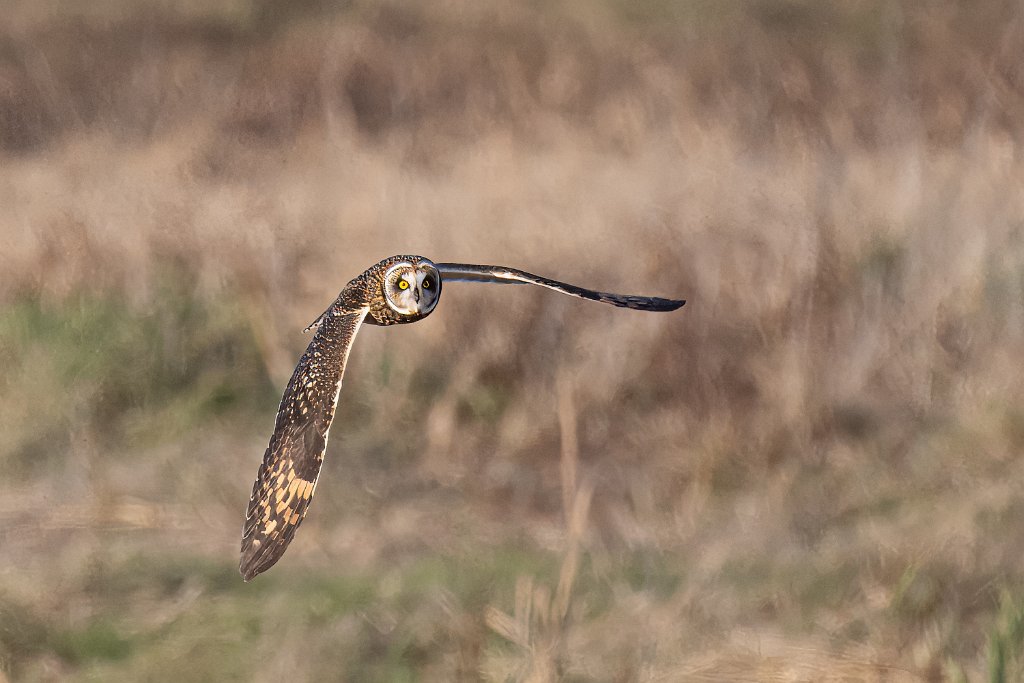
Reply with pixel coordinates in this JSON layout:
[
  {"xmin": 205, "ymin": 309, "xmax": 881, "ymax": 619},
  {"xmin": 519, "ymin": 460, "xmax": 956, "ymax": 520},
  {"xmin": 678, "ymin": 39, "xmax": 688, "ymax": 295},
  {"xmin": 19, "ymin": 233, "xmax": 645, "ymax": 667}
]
[
  {"xmin": 240, "ymin": 306, "xmax": 368, "ymax": 581},
  {"xmin": 435, "ymin": 263, "xmax": 685, "ymax": 312}
]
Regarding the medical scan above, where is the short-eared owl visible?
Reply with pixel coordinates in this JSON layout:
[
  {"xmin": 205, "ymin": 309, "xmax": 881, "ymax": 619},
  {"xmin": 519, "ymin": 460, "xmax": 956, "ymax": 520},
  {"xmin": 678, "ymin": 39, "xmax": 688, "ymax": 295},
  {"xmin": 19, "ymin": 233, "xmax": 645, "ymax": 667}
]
[{"xmin": 240, "ymin": 255, "xmax": 684, "ymax": 580}]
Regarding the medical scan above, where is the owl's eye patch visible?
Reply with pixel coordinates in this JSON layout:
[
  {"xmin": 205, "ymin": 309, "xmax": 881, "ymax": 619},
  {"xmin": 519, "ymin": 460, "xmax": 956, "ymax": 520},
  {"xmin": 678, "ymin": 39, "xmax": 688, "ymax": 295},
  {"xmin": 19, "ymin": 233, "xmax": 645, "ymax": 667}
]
[
  {"xmin": 422, "ymin": 278, "xmax": 432, "ymax": 289},
  {"xmin": 397, "ymin": 279, "xmax": 410, "ymax": 290}
]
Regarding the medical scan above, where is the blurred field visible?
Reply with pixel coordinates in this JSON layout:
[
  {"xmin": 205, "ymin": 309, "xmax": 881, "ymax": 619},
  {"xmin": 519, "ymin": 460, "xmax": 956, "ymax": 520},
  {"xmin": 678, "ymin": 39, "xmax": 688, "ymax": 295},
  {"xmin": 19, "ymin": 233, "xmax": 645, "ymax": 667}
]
[{"xmin": 2, "ymin": 0, "xmax": 1024, "ymax": 680}]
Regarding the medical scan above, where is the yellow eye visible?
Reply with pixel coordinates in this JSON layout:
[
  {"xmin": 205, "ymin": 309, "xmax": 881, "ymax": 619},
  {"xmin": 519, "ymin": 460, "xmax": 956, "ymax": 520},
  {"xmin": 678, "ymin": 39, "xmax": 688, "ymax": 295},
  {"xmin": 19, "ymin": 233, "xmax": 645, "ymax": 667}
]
[
  {"xmin": 397, "ymin": 280, "xmax": 409, "ymax": 290},
  {"xmin": 422, "ymin": 278, "xmax": 431, "ymax": 289}
]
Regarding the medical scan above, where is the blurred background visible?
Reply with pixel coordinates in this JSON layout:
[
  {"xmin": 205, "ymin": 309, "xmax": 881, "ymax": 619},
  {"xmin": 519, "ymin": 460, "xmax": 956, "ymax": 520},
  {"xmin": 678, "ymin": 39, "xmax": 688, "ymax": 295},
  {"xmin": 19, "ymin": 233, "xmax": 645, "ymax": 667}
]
[{"xmin": 1, "ymin": 0, "xmax": 1024, "ymax": 680}]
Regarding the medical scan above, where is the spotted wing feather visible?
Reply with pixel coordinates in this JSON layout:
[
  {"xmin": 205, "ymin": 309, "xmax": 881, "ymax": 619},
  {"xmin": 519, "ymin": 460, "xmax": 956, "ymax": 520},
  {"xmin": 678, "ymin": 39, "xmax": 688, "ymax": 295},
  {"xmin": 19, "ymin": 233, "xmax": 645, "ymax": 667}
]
[
  {"xmin": 435, "ymin": 263, "xmax": 685, "ymax": 312},
  {"xmin": 240, "ymin": 307, "xmax": 368, "ymax": 581}
]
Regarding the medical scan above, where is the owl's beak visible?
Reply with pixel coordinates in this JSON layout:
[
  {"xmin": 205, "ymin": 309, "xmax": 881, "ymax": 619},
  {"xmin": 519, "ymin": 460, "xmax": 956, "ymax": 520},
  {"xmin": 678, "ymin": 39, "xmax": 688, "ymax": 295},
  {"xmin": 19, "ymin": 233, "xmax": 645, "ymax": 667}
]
[{"xmin": 413, "ymin": 288, "xmax": 421, "ymax": 303}]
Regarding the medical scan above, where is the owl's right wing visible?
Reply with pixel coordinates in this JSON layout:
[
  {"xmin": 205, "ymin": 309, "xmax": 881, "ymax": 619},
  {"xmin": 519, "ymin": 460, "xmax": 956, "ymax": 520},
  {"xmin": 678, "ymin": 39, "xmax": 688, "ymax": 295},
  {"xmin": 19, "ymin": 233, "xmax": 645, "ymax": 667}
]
[
  {"xmin": 240, "ymin": 306, "xmax": 368, "ymax": 581},
  {"xmin": 435, "ymin": 263, "xmax": 685, "ymax": 312}
]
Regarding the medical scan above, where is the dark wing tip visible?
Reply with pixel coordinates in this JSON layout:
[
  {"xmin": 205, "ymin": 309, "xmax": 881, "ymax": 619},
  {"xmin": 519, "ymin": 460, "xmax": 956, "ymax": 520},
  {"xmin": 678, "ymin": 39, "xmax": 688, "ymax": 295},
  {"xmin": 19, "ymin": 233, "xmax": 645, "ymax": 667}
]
[
  {"xmin": 609, "ymin": 295, "xmax": 686, "ymax": 312},
  {"xmin": 239, "ymin": 543, "xmax": 268, "ymax": 582},
  {"xmin": 240, "ymin": 537, "xmax": 288, "ymax": 582},
  {"xmin": 644, "ymin": 298, "xmax": 685, "ymax": 312}
]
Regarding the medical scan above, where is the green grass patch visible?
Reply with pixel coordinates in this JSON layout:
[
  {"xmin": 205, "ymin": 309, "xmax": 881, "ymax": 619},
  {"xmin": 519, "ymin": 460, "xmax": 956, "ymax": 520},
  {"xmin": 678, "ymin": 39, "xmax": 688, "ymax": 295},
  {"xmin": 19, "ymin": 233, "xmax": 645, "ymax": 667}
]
[
  {"xmin": 28, "ymin": 542, "xmax": 567, "ymax": 681},
  {"xmin": 986, "ymin": 592, "xmax": 1024, "ymax": 683},
  {"xmin": 0, "ymin": 284, "xmax": 277, "ymax": 478},
  {"xmin": 621, "ymin": 550, "xmax": 685, "ymax": 600},
  {"xmin": 0, "ymin": 595, "xmax": 52, "ymax": 677},
  {"xmin": 51, "ymin": 620, "xmax": 133, "ymax": 664}
]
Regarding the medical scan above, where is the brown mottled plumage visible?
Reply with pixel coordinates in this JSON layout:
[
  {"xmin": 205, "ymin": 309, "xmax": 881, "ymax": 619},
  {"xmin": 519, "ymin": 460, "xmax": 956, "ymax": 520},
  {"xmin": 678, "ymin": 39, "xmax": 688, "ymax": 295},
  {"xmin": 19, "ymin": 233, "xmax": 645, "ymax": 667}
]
[{"xmin": 240, "ymin": 255, "xmax": 684, "ymax": 581}]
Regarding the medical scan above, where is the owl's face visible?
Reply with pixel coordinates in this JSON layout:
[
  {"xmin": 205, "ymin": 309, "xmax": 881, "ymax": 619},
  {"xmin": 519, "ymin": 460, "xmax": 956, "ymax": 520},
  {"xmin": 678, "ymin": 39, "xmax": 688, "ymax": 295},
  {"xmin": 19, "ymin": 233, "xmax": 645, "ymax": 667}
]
[{"xmin": 382, "ymin": 259, "xmax": 441, "ymax": 319}]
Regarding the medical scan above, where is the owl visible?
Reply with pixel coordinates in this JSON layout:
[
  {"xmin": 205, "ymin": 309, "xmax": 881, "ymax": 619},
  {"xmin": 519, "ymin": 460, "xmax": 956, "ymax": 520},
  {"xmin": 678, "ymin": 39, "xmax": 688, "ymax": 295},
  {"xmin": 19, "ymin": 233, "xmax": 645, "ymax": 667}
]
[{"xmin": 240, "ymin": 255, "xmax": 684, "ymax": 581}]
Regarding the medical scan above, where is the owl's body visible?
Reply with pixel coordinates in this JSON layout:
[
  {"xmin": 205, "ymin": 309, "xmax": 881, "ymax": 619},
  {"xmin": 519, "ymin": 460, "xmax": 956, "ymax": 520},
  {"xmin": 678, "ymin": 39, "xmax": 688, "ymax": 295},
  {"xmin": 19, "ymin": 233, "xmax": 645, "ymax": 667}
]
[{"xmin": 240, "ymin": 255, "xmax": 683, "ymax": 581}]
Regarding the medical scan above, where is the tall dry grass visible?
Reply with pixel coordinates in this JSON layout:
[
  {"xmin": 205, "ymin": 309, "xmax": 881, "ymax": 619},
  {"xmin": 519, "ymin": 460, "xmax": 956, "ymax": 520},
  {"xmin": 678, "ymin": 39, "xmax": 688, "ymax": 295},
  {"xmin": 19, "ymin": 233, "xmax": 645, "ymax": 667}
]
[{"xmin": 2, "ymin": 0, "xmax": 1024, "ymax": 680}]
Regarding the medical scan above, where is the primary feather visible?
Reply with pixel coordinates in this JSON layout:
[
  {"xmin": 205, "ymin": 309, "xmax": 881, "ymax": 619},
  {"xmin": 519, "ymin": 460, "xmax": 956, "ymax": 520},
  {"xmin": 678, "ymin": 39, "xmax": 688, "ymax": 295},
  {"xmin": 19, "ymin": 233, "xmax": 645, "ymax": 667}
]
[{"xmin": 435, "ymin": 263, "xmax": 685, "ymax": 311}]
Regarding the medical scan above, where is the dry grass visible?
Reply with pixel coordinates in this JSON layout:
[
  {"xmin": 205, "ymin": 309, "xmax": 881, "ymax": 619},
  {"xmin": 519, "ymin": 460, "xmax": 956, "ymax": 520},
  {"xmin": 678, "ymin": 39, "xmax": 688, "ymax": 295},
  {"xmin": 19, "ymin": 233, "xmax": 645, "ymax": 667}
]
[{"xmin": 2, "ymin": 0, "xmax": 1024, "ymax": 680}]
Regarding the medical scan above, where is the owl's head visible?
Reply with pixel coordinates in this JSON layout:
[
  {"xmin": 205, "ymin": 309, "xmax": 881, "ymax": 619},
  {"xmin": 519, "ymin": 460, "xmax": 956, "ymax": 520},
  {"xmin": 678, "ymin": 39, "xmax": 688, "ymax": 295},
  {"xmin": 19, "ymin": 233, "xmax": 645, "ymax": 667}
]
[{"xmin": 380, "ymin": 257, "xmax": 441, "ymax": 321}]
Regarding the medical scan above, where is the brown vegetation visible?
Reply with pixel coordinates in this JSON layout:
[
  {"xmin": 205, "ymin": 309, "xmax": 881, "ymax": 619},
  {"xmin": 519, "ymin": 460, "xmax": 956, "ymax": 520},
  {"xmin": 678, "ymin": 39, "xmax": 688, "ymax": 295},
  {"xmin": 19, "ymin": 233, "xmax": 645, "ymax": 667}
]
[{"xmin": 2, "ymin": 0, "xmax": 1024, "ymax": 680}]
